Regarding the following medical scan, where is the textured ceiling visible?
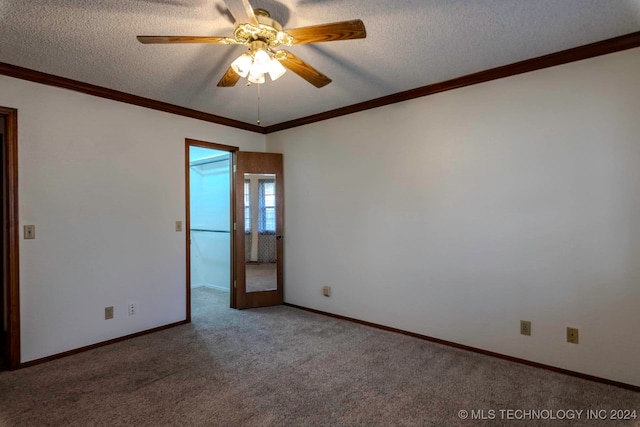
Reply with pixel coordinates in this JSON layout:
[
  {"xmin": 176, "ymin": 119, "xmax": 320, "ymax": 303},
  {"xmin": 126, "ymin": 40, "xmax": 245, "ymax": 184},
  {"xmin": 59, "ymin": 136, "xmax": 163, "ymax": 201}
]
[{"xmin": 1, "ymin": 0, "xmax": 639, "ymax": 127}]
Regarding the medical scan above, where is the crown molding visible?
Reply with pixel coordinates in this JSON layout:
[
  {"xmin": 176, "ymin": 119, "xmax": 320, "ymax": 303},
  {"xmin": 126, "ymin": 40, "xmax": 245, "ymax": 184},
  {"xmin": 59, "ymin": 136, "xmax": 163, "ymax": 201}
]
[
  {"xmin": 0, "ymin": 62, "xmax": 265, "ymax": 134},
  {"xmin": 2, "ymin": 31, "xmax": 639, "ymax": 135},
  {"xmin": 264, "ymin": 31, "xmax": 640, "ymax": 133}
]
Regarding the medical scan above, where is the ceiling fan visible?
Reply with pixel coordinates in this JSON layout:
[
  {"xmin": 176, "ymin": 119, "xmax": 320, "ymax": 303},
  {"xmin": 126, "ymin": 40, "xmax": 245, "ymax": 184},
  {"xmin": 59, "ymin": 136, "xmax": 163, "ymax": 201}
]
[{"xmin": 136, "ymin": 0, "xmax": 366, "ymax": 88}]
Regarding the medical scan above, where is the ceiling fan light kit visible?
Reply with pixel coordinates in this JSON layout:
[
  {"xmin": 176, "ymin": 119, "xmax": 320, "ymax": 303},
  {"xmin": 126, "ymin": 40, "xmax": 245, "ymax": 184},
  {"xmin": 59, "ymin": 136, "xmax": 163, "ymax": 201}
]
[
  {"xmin": 137, "ymin": 0, "xmax": 367, "ymax": 89},
  {"xmin": 231, "ymin": 39, "xmax": 288, "ymax": 84},
  {"xmin": 230, "ymin": 53, "xmax": 253, "ymax": 78}
]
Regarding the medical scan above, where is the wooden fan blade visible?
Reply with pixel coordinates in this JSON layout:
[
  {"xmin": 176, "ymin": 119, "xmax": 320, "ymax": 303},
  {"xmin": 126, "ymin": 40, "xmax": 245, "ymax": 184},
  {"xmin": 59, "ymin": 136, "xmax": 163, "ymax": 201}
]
[
  {"xmin": 137, "ymin": 36, "xmax": 235, "ymax": 44},
  {"xmin": 277, "ymin": 50, "xmax": 331, "ymax": 88},
  {"xmin": 224, "ymin": 0, "xmax": 258, "ymax": 26},
  {"xmin": 217, "ymin": 67, "xmax": 241, "ymax": 87},
  {"xmin": 286, "ymin": 19, "xmax": 366, "ymax": 45}
]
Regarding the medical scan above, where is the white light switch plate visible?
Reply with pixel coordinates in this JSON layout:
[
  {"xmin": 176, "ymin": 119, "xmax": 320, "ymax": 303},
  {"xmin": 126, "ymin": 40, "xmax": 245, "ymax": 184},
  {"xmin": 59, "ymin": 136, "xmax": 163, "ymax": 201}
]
[{"xmin": 24, "ymin": 225, "xmax": 35, "ymax": 239}]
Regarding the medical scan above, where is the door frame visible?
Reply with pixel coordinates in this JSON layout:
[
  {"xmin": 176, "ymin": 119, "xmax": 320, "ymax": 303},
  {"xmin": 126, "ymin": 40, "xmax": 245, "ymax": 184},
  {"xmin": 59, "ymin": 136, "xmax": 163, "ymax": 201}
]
[
  {"xmin": 0, "ymin": 106, "xmax": 20, "ymax": 370},
  {"xmin": 185, "ymin": 138, "xmax": 239, "ymax": 320}
]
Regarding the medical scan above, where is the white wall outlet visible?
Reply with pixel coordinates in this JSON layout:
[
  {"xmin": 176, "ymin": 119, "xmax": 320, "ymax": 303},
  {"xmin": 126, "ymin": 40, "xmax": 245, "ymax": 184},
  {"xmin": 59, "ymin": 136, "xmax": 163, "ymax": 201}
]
[
  {"xmin": 175, "ymin": 221, "xmax": 183, "ymax": 232},
  {"xmin": 24, "ymin": 225, "xmax": 35, "ymax": 239},
  {"xmin": 105, "ymin": 306, "xmax": 114, "ymax": 320},
  {"xmin": 322, "ymin": 286, "xmax": 331, "ymax": 297},
  {"xmin": 127, "ymin": 302, "xmax": 137, "ymax": 316},
  {"xmin": 567, "ymin": 327, "xmax": 579, "ymax": 344}
]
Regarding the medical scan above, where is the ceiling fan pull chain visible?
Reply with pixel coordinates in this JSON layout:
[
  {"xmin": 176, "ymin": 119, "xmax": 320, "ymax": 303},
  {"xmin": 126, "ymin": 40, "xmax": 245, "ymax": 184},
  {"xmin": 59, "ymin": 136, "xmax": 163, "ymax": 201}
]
[{"xmin": 257, "ymin": 83, "xmax": 261, "ymax": 125}]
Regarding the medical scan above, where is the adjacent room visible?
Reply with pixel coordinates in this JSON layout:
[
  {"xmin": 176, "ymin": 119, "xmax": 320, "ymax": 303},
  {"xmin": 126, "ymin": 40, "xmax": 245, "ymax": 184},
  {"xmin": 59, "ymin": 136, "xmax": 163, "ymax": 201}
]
[
  {"xmin": 0, "ymin": 0, "xmax": 639, "ymax": 425},
  {"xmin": 188, "ymin": 145, "xmax": 233, "ymax": 310}
]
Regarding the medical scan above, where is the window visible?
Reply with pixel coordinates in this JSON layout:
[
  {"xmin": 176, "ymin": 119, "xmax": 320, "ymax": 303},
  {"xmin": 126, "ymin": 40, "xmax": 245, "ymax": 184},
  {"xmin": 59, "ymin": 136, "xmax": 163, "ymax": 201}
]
[
  {"xmin": 244, "ymin": 180, "xmax": 251, "ymax": 233},
  {"xmin": 258, "ymin": 179, "xmax": 275, "ymax": 233}
]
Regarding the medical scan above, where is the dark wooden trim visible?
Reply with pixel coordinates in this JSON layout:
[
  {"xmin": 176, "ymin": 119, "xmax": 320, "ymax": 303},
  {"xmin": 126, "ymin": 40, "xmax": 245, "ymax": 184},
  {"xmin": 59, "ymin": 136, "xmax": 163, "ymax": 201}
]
[
  {"xmin": 19, "ymin": 320, "xmax": 188, "ymax": 369},
  {"xmin": 0, "ymin": 62, "xmax": 265, "ymax": 134},
  {"xmin": 0, "ymin": 106, "xmax": 20, "ymax": 370},
  {"xmin": 284, "ymin": 303, "xmax": 640, "ymax": 393},
  {"xmin": 184, "ymin": 139, "xmax": 238, "ymax": 316},
  {"xmin": 230, "ymin": 152, "xmax": 237, "ymax": 309},
  {"xmin": 265, "ymin": 31, "xmax": 640, "ymax": 133},
  {"xmin": 2, "ymin": 32, "xmax": 639, "ymax": 135},
  {"xmin": 185, "ymin": 142, "xmax": 191, "ymax": 322},
  {"xmin": 186, "ymin": 139, "xmax": 239, "ymax": 152}
]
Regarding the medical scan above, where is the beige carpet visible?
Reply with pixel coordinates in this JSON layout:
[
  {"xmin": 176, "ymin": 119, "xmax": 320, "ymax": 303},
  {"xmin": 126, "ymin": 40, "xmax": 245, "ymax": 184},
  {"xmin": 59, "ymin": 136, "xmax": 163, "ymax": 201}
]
[{"xmin": 0, "ymin": 288, "xmax": 638, "ymax": 426}]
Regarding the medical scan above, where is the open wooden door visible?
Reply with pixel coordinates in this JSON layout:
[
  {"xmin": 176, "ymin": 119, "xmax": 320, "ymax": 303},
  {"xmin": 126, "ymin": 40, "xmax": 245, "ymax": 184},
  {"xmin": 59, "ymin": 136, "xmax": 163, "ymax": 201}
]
[{"xmin": 234, "ymin": 152, "xmax": 283, "ymax": 309}]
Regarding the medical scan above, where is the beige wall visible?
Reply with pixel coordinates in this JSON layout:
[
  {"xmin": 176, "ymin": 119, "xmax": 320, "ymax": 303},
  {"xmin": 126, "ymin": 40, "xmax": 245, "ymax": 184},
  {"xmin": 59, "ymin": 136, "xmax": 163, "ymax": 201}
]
[{"xmin": 266, "ymin": 48, "xmax": 640, "ymax": 386}]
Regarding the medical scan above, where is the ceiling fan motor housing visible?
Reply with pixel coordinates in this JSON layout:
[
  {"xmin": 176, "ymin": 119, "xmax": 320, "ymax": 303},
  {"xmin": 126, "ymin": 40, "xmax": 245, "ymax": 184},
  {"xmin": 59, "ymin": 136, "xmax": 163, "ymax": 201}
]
[
  {"xmin": 233, "ymin": 9, "xmax": 293, "ymax": 48},
  {"xmin": 137, "ymin": 1, "xmax": 366, "ymax": 89}
]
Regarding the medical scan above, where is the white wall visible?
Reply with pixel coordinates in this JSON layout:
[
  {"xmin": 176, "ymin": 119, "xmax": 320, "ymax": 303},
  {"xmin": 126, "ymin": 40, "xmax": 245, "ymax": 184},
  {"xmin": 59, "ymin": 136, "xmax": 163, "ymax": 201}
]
[
  {"xmin": 266, "ymin": 48, "xmax": 640, "ymax": 386},
  {"xmin": 0, "ymin": 75, "xmax": 265, "ymax": 362}
]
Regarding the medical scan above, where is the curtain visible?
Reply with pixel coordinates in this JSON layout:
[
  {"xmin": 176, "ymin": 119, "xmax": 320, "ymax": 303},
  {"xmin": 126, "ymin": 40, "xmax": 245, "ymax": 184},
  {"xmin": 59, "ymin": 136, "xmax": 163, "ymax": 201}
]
[
  {"xmin": 257, "ymin": 179, "xmax": 276, "ymax": 263},
  {"xmin": 258, "ymin": 179, "xmax": 275, "ymax": 233},
  {"xmin": 244, "ymin": 179, "xmax": 251, "ymax": 233}
]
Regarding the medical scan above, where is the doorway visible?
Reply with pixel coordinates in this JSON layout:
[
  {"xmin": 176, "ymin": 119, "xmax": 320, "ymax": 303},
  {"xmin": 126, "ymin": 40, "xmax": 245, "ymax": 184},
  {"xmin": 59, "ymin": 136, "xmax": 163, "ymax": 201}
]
[
  {"xmin": 185, "ymin": 139, "xmax": 238, "ymax": 317},
  {"xmin": 0, "ymin": 106, "xmax": 19, "ymax": 370},
  {"xmin": 185, "ymin": 142, "xmax": 284, "ymax": 315}
]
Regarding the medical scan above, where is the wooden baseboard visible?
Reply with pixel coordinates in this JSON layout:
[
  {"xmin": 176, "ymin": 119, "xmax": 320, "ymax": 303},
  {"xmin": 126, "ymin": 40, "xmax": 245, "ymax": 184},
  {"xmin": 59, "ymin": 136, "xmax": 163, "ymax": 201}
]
[
  {"xmin": 284, "ymin": 303, "xmax": 640, "ymax": 393},
  {"xmin": 18, "ymin": 320, "xmax": 189, "ymax": 369}
]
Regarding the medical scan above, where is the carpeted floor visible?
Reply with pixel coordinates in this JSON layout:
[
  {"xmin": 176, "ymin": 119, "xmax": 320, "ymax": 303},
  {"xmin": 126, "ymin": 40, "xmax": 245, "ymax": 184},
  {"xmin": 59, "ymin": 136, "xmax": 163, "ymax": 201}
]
[{"xmin": 0, "ymin": 288, "xmax": 638, "ymax": 426}]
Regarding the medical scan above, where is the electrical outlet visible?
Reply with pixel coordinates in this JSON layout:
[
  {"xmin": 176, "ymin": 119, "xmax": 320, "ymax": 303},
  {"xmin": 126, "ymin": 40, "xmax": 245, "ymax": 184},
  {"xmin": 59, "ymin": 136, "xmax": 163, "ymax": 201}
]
[
  {"xmin": 567, "ymin": 327, "xmax": 579, "ymax": 344},
  {"xmin": 105, "ymin": 306, "xmax": 114, "ymax": 320},
  {"xmin": 128, "ymin": 303, "xmax": 137, "ymax": 316},
  {"xmin": 322, "ymin": 286, "xmax": 331, "ymax": 297},
  {"xmin": 24, "ymin": 225, "xmax": 35, "ymax": 239},
  {"xmin": 520, "ymin": 320, "xmax": 531, "ymax": 336},
  {"xmin": 175, "ymin": 221, "xmax": 182, "ymax": 232}
]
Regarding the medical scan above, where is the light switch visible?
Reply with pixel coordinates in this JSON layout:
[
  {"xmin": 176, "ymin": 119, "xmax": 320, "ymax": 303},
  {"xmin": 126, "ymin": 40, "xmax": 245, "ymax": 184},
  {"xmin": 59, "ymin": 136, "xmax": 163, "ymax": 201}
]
[
  {"xmin": 24, "ymin": 225, "xmax": 35, "ymax": 239},
  {"xmin": 175, "ymin": 221, "xmax": 183, "ymax": 232}
]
